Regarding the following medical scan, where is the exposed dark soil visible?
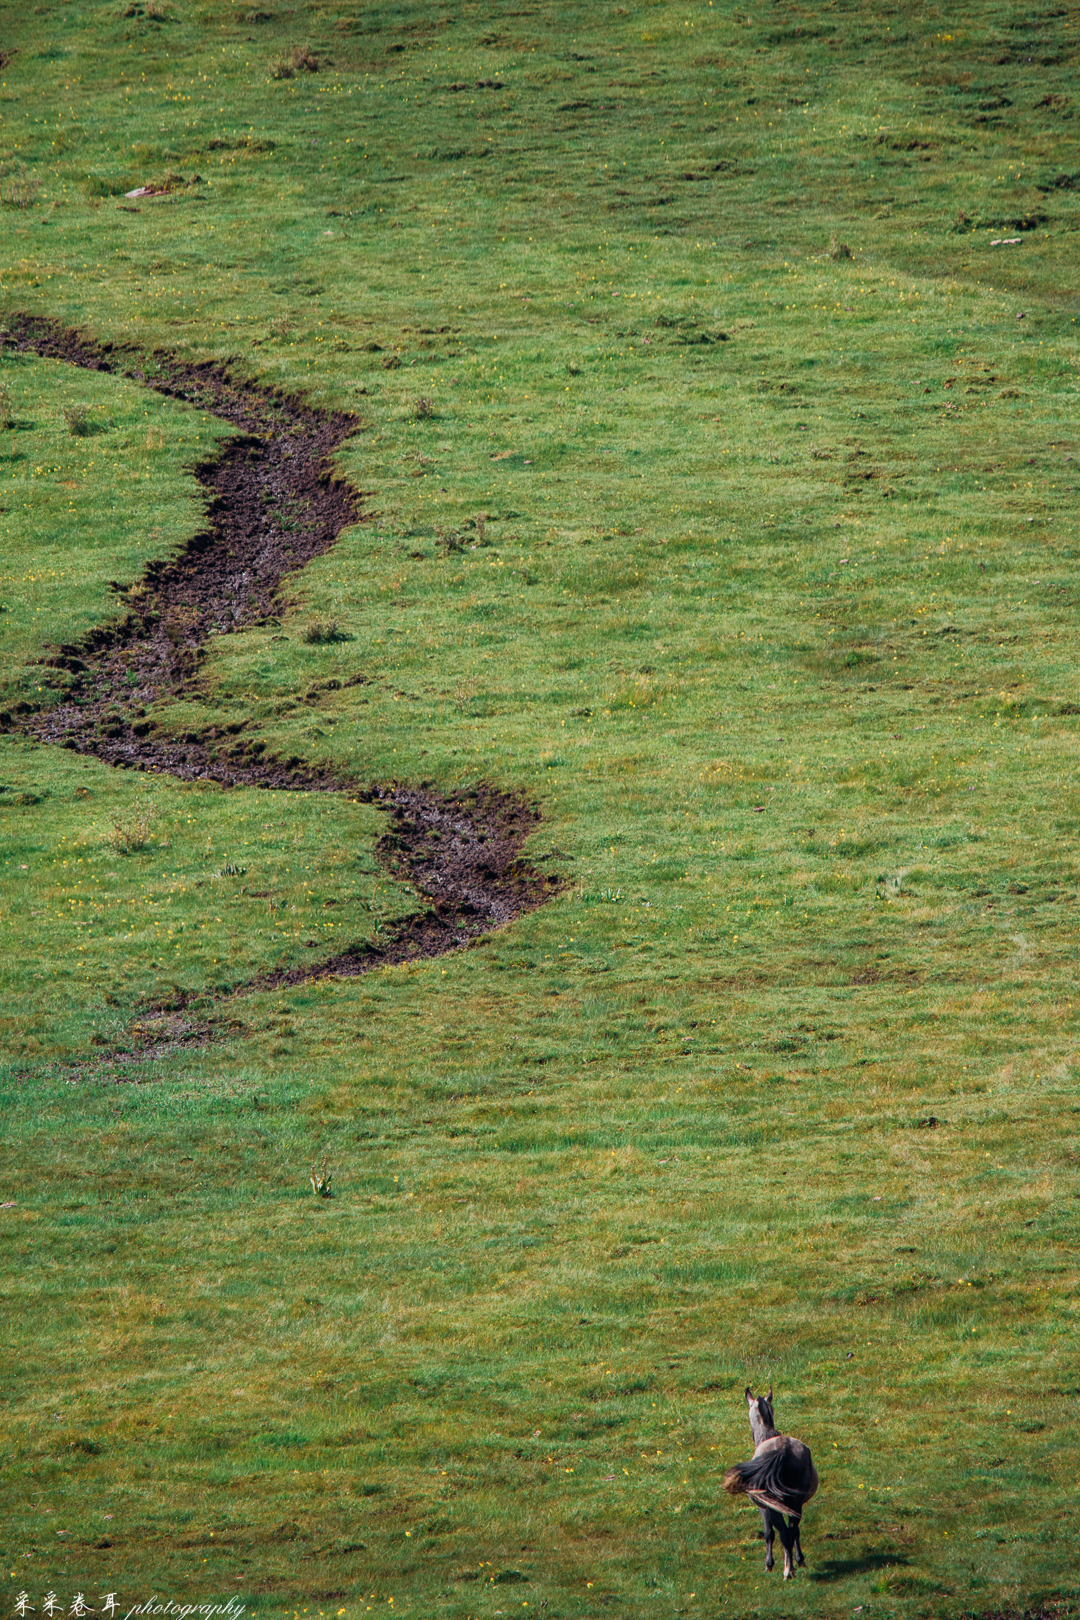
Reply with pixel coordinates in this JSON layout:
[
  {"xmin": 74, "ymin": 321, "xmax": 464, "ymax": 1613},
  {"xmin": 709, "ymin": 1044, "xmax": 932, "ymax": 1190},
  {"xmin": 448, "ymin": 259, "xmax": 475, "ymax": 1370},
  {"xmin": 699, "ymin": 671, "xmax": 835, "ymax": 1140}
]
[{"xmin": 3, "ymin": 315, "xmax": 560, "ymax": 1061}]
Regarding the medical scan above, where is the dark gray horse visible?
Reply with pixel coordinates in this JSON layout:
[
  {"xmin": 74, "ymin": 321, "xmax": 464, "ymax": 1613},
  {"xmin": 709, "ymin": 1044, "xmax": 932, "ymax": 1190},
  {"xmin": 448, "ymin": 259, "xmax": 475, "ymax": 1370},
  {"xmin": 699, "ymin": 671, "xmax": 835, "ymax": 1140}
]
[{"xmin": 723, "ymin": 1387, "xmax": 818, "ymax": 1579}]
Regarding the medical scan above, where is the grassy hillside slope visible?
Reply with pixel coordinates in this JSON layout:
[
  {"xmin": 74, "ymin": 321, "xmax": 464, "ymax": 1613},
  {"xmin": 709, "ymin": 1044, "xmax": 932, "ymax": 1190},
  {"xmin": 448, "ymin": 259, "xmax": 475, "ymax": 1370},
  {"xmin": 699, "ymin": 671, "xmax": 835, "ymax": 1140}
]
[{"xmin": 2, "ymin": 2, "xmax": 1079, "ymax": 1616}]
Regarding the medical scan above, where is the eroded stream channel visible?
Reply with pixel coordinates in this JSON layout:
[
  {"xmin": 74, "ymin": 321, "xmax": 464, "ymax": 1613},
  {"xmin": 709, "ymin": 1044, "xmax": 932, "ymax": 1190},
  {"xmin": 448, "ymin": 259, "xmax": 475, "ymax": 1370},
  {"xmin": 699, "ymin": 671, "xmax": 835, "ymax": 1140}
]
[{"xmin": 3, "ymin": 315, "xmax": 559, "ymax": 1063}]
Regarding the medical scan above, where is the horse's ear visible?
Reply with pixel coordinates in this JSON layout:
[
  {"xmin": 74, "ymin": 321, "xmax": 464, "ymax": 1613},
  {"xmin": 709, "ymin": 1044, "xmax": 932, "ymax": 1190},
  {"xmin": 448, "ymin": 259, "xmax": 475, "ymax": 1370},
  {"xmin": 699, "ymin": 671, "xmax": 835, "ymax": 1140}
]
[
  {"xmin": 744, "ymin": 1386, "xmax": 753, "ymax": 1403},
  {"xmin": 766, "ymin": 1387, "xmax": 773, "ymax": 1402}
]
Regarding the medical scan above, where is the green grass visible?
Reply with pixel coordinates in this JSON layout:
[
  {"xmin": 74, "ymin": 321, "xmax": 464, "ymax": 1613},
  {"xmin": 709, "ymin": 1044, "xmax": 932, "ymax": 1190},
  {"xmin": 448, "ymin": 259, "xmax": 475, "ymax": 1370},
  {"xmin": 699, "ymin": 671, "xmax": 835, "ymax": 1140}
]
[{"xmin": 2, "ymin": 1, "xmax": 1080, "ymax": 1616}]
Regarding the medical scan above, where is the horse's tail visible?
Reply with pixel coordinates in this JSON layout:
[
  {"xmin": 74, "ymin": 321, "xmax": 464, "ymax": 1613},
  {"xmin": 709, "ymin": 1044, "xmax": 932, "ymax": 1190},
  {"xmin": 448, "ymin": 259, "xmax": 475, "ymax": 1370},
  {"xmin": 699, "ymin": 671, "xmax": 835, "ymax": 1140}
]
[
  {"xmin": 722, "ymin": 1464, "xmax": 754, "ymax": 1497},
  {"xmin": 722, "ymin": 1441, "xmax": 815, "ymax": 1520}
]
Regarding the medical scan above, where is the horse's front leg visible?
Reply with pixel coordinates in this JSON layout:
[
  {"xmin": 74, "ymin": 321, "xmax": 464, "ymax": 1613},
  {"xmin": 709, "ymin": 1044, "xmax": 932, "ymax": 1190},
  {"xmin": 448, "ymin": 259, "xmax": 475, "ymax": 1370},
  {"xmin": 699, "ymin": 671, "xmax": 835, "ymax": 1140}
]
[
  {"xmin": 761, "ymin": 1507, "xmax": 776, "ymax": 1572},
  {"xmin": 793, "ymin": 1516, "xmax": 805, "ymax": 1567}
]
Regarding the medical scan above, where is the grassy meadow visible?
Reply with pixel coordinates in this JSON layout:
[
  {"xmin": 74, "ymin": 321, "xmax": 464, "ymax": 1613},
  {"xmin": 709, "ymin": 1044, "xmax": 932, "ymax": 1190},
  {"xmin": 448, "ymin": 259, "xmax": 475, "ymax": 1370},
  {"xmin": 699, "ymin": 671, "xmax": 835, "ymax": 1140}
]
[{"xmin": 2, "ymin": 1, "xmax": 1080, "ymax": 1615}]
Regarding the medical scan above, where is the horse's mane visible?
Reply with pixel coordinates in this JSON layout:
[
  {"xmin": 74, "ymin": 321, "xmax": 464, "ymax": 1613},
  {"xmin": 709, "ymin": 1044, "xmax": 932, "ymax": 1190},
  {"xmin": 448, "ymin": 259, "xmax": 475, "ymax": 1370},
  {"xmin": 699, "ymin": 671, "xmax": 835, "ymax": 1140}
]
[{"xmin": 722, "ymin": 1439, "xmax": 816, "ymax": 1519}]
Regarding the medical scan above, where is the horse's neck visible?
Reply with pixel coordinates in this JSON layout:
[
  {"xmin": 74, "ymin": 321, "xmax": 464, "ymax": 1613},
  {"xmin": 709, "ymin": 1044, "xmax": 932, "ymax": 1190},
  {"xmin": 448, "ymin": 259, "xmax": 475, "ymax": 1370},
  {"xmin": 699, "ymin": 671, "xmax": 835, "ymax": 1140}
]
[{"xmin": 749, "ymin": 1415, "xmax": 777, "ymax": 1448}]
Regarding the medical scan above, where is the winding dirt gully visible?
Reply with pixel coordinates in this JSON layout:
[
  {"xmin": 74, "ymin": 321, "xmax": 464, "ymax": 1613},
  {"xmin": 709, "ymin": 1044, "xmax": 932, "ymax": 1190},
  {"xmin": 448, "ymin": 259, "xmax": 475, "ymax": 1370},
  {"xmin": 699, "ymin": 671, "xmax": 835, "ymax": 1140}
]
[{"xmin": 3, "ymin": 315, "xmax": 560, "ymax": 1070}]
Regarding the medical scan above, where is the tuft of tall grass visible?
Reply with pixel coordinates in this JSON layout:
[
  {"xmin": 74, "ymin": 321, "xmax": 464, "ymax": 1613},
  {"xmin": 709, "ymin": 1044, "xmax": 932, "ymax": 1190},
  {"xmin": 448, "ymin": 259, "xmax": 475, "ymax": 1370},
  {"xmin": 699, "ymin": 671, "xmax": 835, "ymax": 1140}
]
[
  {"xmin": 101, "ymin": 805, "xmax": 155, "ymax": 854},
  {"xmin": 269, "ymin": 44, "xmax": 318, "ymax": 79},
  {"xmin": 62, "ymin": 402, "xmax": 94, "ymax": 436},
  {"xmin": 301, "ymin": 617, "xmax": 341, "ymax": 644},
  {"xmin": 0, "ymin": 163, "xmax": 40, "ymax": 208}
]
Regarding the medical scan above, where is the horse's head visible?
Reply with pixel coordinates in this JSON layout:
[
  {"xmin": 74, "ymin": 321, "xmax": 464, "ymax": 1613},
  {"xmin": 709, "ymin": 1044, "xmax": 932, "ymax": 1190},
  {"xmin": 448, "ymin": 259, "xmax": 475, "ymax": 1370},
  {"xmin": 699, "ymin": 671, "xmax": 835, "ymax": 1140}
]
[{"xmin": 745, "ymin": 1386, "xmax": 775, "ymax": 1444}]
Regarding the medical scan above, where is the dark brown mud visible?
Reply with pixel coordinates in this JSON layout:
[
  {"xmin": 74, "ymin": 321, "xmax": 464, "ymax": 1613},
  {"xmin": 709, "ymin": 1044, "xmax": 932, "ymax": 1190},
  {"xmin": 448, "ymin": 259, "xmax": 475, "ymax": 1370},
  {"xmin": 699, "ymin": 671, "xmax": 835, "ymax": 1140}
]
[{"xmin": 3, "ymin": 315, "xmax": 560, "ymax": 1060}]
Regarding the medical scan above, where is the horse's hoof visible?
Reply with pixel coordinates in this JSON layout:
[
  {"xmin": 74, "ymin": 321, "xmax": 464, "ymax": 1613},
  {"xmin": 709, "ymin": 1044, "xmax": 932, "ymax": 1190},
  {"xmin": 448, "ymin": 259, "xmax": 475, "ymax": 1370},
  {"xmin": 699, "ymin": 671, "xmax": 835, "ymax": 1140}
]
[{"xmin": 784, "ymin": 1571, "xmax": 794, "ymax": 1581}]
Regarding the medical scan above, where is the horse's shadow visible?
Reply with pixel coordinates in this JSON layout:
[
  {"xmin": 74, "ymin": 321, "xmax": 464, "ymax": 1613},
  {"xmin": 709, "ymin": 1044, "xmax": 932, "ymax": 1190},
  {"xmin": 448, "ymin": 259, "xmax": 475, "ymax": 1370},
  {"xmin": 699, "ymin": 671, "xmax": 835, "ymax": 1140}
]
[{"xmin": 809, "ymin": 1551, "xmax": 911, "ymax": 1582}]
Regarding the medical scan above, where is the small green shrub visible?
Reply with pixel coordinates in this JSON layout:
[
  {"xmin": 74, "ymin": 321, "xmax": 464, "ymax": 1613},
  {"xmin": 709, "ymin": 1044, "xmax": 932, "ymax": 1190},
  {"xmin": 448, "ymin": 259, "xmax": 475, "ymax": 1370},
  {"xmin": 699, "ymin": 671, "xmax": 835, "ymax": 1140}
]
[
  {"xmin": 102, "ymin": 806, "xmax": 155, "ymax": 854},
  {"xmin": 302, "ymin": 617, "xmax": 341, "ymax": 644},
  {"xmin": 270, "ymin": 44, "xmax": 318, "ymax": 79},
  {"xmin": 63, "ymin": 403, "xmax": 95, "ymax": 437},
  {"xmin": 82, "ymin": 173, "xmax": 135, "ymax": 200},
  {"xmin": 453, "ymin": 675, "xmax": 478, "ymax": 709},
  {"xmin": 0, "ymin": 166, "xmax": 40, "ymax": 208}
]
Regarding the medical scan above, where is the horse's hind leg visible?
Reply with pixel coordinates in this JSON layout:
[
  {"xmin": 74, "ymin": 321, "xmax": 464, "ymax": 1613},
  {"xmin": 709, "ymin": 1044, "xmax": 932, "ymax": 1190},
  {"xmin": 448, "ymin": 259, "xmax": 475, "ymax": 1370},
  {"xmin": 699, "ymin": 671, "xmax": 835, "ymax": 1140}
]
[
  {"xmin": 792, "ymin": 1517, "xmax": 805, "ymax": 1567},
  {"xmin": 760, "ymin": 1507, "xmax": 775, "ymax": 1572},
  {"xmin": 776, "ymin": 1517, "xmax": 796, "ymax": 1580}
]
